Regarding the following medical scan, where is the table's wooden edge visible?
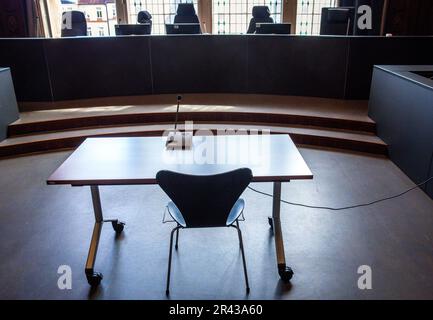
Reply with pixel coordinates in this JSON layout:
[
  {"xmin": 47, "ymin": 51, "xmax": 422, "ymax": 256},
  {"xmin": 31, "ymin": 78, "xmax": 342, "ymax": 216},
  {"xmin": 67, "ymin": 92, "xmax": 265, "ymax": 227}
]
[
  {"xmin": 47, "ymin": 179, "xmax": 157, "ymax": 186},
  {"xmin": 252, "ymin": 175, "xmax": 314, "ymax": 182},
  {"xmin": 46, "ymin": 174, "xmax": 314, "ymax": 186}
]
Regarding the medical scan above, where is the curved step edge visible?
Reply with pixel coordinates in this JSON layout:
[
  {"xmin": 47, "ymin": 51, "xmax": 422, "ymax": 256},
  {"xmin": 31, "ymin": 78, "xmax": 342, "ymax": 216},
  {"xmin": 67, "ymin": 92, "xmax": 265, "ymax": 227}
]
[
  {"xmin": 0, "ymin": 130, "xmax": 387, "ymax": 159},
  {"xmin": 8, "ymin": 112, "xmax": 377, "ymax": 137}
]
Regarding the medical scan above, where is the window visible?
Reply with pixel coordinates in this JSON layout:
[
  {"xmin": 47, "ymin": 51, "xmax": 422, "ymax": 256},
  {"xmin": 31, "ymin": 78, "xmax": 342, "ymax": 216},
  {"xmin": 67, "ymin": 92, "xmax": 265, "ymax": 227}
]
[
  {"xmin": 57, "ymin": 1, "xmax": 117, "ymax": 37},
  {"xmin": 53, "ymin": 1, "xmax": 337, "ymax": 37},
  {"xmin": 213, "ymin": 1, "xmax": 282, "ymax": 34},
  {"xmin": 127, "ymin": 0, "xmax": 198, "ymax": 35},
  {"xmin": 97, "ymin": 8, "xmax": 103, "ymax": 19},
  {"xmin": 60, "ymin": 4, "xmax": 76, "ymax": 13},
  {"xmin": 296, "ymin": 0, "xmax": 338, "ymax": 35}
]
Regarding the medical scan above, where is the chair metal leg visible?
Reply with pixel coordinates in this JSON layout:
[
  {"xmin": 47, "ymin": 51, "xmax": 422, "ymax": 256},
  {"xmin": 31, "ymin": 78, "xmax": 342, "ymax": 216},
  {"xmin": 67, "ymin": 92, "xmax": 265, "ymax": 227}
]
[
  {"xmin": 235, "ymin": 220, "xmax": 250, "ymax": 294},
  {"xmin": 175, "ymin": 228, "xmax": 179, "ymax": 250},
  {"xmin": 166, "ymin": 226, "xmax": 181, "ymax": 295}
]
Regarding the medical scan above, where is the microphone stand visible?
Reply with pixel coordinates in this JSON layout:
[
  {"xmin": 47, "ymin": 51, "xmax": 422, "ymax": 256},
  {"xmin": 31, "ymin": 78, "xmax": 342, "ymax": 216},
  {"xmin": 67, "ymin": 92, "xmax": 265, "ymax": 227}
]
[
  {"xmin": 174, "ymin": 95, "xmax": 181, "ymax": 131},
  {"xmin": 166, "ymin": 95, "xmax": 192, "ymax": 150}
]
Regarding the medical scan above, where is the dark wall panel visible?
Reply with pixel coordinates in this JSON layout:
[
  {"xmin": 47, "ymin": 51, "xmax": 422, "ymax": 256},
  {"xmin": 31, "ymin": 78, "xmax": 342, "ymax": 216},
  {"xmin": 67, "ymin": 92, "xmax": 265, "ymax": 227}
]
[
  {"xmin": 428, "ymin": 159, "xmax": 433, "ymax": 199},
  {"xmin": 151, "ymin": 35, "xmax": 248, "ymax": 94},
  {"xmin": 345, "ymin": 37, "xmax": 433, "ymax": 99},
  {"xmin": 247, "ymin": 36, "xmax": 348, "ymax": 98},
  {"xmin": 0, "ymin": 0, "xmax": 28, "ymax": 38},
  {"xmin": 0, "ymin": 39, "xmax": 52, "ymax": 101},
  {"xmin": 45, "ymin": 36, "xmax": 153, "ymax": 100},
  {"xmin": 368, "ymin": 67, "xmax": 433, "ymax": 199},
  {"xmin": 385, "ymin": 0, "xmax": 433, "ymax": 36},
  {"xmin": 0, "ymin": 68, "xmax": 19, "ymax": 140}
]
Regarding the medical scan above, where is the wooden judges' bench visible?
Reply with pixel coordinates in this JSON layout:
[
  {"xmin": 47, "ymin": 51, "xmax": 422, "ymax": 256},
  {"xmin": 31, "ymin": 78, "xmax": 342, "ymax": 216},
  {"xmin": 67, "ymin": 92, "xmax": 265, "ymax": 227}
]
[{"xmin": 0, "ymin": 35, "xmax": 432, "ymax": 103}]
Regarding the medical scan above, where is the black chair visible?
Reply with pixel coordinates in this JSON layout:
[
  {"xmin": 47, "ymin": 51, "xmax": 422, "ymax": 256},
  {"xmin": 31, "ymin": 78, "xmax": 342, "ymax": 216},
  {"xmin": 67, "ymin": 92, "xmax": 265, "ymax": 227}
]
[
  {"xmin": 247, "ymin": 6, "xmax": 274, "ymax": 34},
  {"xmin": 115, "ymin": 24, "xmax": 151, "ymax": 35},
  {"xmin": 174, "ymin": 3, "xmax": 200, "ymax": 24},
  {"xmin": 156, "ymin": 168, "xmax": 253, "ymax": 295},
  {"xmin": 61, "ymin": 11, "xmax": 87, "ymax": 37},
  {"xmin": 165, "ymin": 23, "xmax": 201, "ymax": 34},
  {"xmin": 137, "ymin": 10, "xmax": 152, "ymax": 30},
  {"xmin": 320, "ymin": 7, "xmax": 355, "ymax": 35}
]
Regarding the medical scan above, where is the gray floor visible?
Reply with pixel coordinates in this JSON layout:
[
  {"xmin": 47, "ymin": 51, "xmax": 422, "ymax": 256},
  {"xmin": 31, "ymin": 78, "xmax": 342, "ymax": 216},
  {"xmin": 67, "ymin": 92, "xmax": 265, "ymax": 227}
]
[{"xmin": 0, "ymin": 147, "xmax": 432, "ymax": 300}]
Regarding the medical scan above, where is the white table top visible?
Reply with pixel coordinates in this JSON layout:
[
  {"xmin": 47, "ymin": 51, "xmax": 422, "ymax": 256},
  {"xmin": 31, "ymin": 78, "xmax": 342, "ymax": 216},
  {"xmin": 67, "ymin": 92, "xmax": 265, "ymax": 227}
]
[{"xmin": 47, "ymin": 134, "xmax": 313, "ymax": 186}]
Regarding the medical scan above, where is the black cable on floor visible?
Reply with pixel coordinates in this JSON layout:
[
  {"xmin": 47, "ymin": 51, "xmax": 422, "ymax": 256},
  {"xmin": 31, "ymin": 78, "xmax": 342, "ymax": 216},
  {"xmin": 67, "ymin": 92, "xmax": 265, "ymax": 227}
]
[{"xmin": 247, "ymin": 176, "xmax": 433, "ymax": 211}]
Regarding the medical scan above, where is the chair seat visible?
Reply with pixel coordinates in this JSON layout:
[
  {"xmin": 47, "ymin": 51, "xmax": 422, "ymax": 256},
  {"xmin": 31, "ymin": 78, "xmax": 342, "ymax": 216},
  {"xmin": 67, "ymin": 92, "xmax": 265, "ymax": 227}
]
[
  {"xmin": 226, "ymin": 199, "xmax": 245, "ymax": 226},
  {"xmin": 166, "ymin": 199, "xmax": 245, "ymax": 228},
  {"xmin": 167, "ymin": 201, "xmax": 187, "ymax": 227}
]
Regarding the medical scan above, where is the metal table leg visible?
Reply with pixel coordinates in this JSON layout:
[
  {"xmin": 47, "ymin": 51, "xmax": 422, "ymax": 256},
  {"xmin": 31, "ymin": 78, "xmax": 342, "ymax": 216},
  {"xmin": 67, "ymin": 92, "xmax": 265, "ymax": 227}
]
[
  {"xmin": 85, "ymin": 186, "xmax": 104, "ymax": 286},
  {"xmin": 270, "ymin": 181, "xmax": 294, "ymax": 282},
  {"xmin": 84, "ymin": 186, "xmax": 125, "ymax": 286}
]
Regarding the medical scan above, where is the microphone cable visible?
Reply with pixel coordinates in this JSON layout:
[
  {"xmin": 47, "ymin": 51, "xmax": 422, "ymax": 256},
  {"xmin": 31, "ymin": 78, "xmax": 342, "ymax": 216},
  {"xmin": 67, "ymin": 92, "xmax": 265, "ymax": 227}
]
[{"xmin": 247, "ymin": 176, "xmax": 433, "ymax": 211}]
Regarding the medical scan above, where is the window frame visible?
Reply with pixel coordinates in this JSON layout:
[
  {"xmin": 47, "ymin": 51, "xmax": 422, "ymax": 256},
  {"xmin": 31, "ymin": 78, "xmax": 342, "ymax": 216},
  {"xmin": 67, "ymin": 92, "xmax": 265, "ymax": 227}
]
[
  {"xmin": 125, "ymin": 0, "xmax": 199, "ymax": 35},
  {"xmin": 212, "ymin": 1, "xmax": 283, "ymax": 35},
  {"xmin": 296, "ymin": 0, "xmax": 339, "ymax": 35},
  {"xmin": 96, "ymin": 7, "xmax": 103, "ymax": 19},
  {"xmin": 42, "ymin": 0, "xmax": 312, "ymax": 37}
]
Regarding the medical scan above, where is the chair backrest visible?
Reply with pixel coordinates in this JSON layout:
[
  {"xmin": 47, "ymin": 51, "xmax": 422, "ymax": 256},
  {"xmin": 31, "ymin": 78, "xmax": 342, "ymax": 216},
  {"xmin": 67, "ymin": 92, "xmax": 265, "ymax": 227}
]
[
  {"xmin": 156, "ymin": 168, "xmax": 253, "ymax": 228},
  {"xmin": 115, "ymin": 24, "xmax": 151, "ymax": 35},
  {"xmin": 137, "ymin": 10, "xmax": 152, "ymax": 24},
  {"xmin": 165, "ymin": 23, "xmax": 201, "ymax": 35},
  {"xmin": 247, "ymin": 6, "xmax": 274, "ymax": 34},
  {"xmin": 174, "ymin": 3, "xmax": 200, "ymax": 24},
  {"xmin": 320, "ymin": 7, "xmax": 355, "ymax": 35},
  {"xmin": 61, "ymin": 11, "xmax": 87, "ymax": 37}
]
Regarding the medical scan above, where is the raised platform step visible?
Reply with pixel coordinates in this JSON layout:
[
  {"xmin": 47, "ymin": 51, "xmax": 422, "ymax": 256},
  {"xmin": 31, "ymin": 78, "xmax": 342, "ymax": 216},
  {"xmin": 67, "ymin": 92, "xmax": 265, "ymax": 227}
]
[
  {"xmin": 10, "ymin": 94, "xmax": 375, "ymax": 136},
  {"xmin": 0, "ymin": 123, "xmax": 387, "ymax": 158},
  {"xmin": 2, "ymin": 95, "xmax": 384, "ymax": 158}
]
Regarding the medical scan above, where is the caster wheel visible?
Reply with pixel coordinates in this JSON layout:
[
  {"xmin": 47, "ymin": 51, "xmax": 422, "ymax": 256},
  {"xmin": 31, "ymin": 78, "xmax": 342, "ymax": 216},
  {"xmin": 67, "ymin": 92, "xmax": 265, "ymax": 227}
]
[
  {"xmin": 111, "ymin": 220, "xmax": 125, "ymax": 234},
  {"xmin": 278, "ymin": 266, "xmax": 294, "ymax": 283},
  {"xmin": 268, "ymin": 217, "xmax": 274, "ymax": 229},
  {"xmin": 86, "ymin": 271, "xmax": 103, "ymax": 286}
]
